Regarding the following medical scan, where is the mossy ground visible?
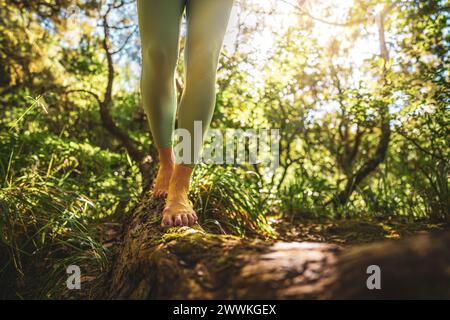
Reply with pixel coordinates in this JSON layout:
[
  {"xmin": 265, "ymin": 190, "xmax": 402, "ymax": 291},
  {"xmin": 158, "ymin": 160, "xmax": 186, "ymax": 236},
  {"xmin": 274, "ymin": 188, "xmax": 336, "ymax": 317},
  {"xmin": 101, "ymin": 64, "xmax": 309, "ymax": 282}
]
[{"xmin": 273, "ymin": 216, "xmax": 450, "ymax": 246}]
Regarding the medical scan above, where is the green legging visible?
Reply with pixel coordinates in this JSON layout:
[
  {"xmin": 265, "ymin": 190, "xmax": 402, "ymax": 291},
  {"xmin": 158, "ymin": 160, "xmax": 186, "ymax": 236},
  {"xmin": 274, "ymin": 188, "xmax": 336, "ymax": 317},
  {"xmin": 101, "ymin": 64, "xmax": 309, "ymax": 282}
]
[{"xmin": 137, "ymin": 0, "xmax": 234, "ymax": 166}]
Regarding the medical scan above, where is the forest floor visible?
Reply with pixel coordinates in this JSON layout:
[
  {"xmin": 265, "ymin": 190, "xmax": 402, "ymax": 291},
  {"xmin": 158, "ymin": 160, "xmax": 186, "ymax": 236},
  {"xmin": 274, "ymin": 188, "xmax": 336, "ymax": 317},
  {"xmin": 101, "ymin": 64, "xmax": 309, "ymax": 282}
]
[
  {"xmin": 97, "ymin": 214, "xmax": 450, "ymax": 254},
  {"xmin": 273, "ymin": 216, "xmax": 450, "ymax": 246}
]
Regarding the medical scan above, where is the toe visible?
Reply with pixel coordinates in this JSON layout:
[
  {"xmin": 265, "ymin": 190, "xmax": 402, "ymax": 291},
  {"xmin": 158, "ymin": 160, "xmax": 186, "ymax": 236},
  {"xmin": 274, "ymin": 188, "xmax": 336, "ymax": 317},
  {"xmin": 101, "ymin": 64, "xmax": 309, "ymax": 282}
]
[
  {"xmin": 187, "ymin": 213, "xmax": 196, "ymax": 225},
  {"xmin": 161, "ymin": 215, "xmax": 172, "ymax": 228},
  {"xmin": 155, "ymin": 189, "xmax": 168, "ymax": 199},
  {"xmin": 181, "ymin": 214, "xmax": 189, "ymax": 226},
  {"xmin": 174, "ymin": 215, "xmax": 182, "ymax": 226}
]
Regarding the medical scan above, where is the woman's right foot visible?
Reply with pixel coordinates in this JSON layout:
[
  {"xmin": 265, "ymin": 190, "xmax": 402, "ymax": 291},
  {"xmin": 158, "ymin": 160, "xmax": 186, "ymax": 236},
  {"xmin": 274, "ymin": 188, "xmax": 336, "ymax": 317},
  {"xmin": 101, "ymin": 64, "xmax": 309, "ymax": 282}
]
[{"xmin": 153, "ymin": 164, "xmax": 174, "ymax": 198}]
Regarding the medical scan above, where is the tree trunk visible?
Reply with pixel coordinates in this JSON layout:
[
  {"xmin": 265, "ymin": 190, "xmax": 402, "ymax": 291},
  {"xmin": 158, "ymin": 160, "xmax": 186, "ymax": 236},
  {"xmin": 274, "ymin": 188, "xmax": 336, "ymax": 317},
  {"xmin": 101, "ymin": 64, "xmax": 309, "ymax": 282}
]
[
  {"xmin": 104, "ymin": 192, "xmax": 450, "ymax": 300},
  {"xmin": 327, "ymin": 231, "xmax": 450, "ymax": 299}
]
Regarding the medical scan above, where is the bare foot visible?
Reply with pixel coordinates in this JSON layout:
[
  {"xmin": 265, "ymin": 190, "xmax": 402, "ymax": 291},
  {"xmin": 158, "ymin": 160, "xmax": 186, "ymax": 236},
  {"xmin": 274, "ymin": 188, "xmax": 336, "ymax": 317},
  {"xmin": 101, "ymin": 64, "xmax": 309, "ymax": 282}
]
[
  {"xmin": 161, "ymin": 165, "xmax": 198, "ymax": 228},
  {"xmin": 153, "ymin": 147, "xmax": 174, "ymax": 198},
  {"xmin": 153, "ymin": 165, "xmax": 173, "ymax": 198}
]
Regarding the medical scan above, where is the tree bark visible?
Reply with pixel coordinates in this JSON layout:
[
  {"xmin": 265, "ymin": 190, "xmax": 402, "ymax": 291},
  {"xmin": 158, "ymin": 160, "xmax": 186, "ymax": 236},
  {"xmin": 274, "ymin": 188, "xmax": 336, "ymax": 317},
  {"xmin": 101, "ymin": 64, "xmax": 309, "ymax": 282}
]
[
  {"xmin": 104, "ymin": 192, "xmax": 450, "ymax": 300},
  {"xmin": 326, "ymin": 231, "xmax": 450, "ymax": 299}
]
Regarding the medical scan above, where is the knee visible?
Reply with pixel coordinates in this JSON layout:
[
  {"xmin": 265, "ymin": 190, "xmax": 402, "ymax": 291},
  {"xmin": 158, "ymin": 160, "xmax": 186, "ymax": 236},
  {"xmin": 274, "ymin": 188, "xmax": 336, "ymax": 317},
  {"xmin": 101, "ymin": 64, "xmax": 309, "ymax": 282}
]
[
  {"xmin": 186, "ymin": 46, "xmax": 221, "ymax": 81},
  {"xmin": 142, "ymin": 45, "xmax": 178, "ymax": 75}
]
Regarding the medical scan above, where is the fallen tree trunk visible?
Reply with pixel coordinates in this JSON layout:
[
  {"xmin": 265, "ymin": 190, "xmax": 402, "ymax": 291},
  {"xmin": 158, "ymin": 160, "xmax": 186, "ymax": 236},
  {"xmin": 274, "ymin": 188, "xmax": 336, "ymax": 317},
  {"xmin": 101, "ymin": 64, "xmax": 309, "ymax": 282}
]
[
  {"xmin": 105, "ymin": 193, "xmax": 450, "ymax": 299},
  {"xmin": 106, "ymin": 193, "xmax": 340, "ymax": 299},
  {"xmin": 327, "ymin": 231, "xmax": 450, "ymax": 299}
]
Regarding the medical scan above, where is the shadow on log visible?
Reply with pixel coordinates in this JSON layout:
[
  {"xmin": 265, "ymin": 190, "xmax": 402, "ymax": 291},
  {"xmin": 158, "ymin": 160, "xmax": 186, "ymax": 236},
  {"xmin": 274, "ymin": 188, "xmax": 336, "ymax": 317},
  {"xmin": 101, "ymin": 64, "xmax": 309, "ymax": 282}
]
[{"xmin": 105, "ymin": 193, "xmax": 450, "ymax": 300}]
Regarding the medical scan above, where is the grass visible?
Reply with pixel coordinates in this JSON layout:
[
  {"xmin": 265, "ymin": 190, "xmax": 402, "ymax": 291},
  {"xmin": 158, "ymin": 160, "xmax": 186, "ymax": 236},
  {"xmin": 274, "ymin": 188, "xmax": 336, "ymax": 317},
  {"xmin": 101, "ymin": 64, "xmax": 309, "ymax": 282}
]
[
  {"xmin": 191, "ymin": 165, "xmax": 275, "ymax": 238},
  {"xmin": 0, "ymin": 152, "xmax": 107, "ymax": 299}
]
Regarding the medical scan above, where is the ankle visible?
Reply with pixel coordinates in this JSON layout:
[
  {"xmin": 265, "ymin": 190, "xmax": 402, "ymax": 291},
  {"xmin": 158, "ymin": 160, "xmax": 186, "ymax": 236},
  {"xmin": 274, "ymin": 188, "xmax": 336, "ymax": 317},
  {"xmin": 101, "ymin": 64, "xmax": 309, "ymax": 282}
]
[
  {"xmin": 158, "ymin": 147, "xmax": 175, "ymax": 168},
  {"xmin": 173, "ymin": 165, "xmax": 193, "ymax": 182},
  {"xmin": 159, "ymin": 160, "xmax": 174, "ymax": 170},
  {"xmin": 168, "ymin": 165, "xmax": 192, "ymax": 193}
]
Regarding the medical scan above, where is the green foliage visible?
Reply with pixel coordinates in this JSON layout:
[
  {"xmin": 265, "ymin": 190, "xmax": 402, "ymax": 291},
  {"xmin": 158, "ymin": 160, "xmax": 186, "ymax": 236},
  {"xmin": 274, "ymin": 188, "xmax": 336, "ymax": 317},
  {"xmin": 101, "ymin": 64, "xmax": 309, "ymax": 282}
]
[
  {"xmin": 191, "ymin": 165, "xmax": 275, "ymax": 238},
  {"xmin": 279, "ymin": 169, "xmax": 336, "ymax": 219},
  {"xmin": 0, "ymin": 95, "xmax": 140, "ymax": 299},
  {"xmin": 0, "ymin": 156, "xmax": 107, "ymax": 299},
  {"xmin": 222, "ymin": 0, "xmax": 449, "ymax": 221},
  {"xmin": 1, "ymin": 130, "xmax": 141, "ymax": 218},
  {"xmin": 0, "ymin": 0, "xmax": 449, "ymax": 298}
]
